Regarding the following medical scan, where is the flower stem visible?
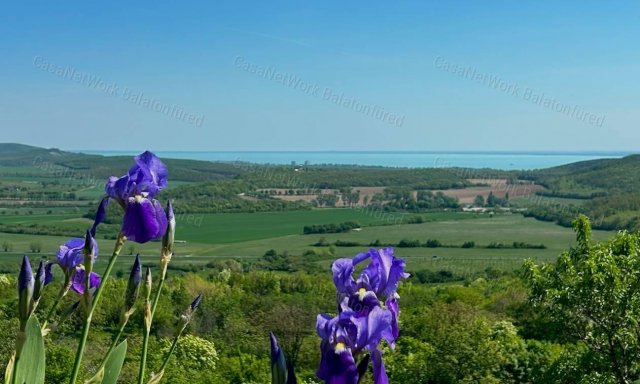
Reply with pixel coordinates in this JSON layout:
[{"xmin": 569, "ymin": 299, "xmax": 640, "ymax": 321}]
[
  {"xmin": 95, "ymin": 316, "xmax": 128, "ymax": 373},
  {"xmin": 68, "ymin": 233, "xmax": 125, "ymax": 384},
  {"xmin": 137, "ymin": 274, "xmax": 166, "ymax": 383},
  {"xmin": 41, "ymin": 275, "xmax": 71, "ymax": 332},
  {"xmin": 138, "ymin": 327, "xmax": 151, "ymax": 384},
  {"xmin": 159, "ymin": 327, "xmax": 184, "ymax": 373}
]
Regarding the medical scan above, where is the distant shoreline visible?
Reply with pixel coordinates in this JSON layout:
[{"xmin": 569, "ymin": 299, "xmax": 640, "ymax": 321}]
[{"xmin": 72, "ymin": 149, "xmax": 628, "ymax": 171}]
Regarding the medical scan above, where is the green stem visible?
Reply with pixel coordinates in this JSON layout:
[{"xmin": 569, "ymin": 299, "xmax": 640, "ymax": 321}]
[
  {"xmin": 68, "ymin": 233, "xmax": 125, "ymax": 384},
  {"xmin": 41, "ymin": 276, "xmax": 70, "ymax": 332},
  {"xmin": 138, "ymin": 259, "xmax": 168, "ymax": 383},
  {"xmin": 150, "ymin": 272, "xmax": 166, "ymax": 320},
  {"xmin": 95, "ymin": 317, "xmax": 128, "ymax": 373},
  {"xmin": 138, "ymin": 326, "xmax": 151, "ymax": 384},
  {"xmin": 158, "ymin": 328, "xmax": 184, "ymax": 373},
  {"xmin": 69, "ymin": 313, "xmax": 92, "ymax": 384}
]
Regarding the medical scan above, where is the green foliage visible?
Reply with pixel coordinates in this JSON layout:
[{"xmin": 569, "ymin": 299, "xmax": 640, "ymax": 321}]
[
  {"xmin": 89, "ymin": 340, "xmax": 127, "ymax": 384},
  {"xmin": 302, "ymin": 221, "xmax": 360, "ymax": 234},
  {"xmin": 164, "ymin": 180, "xmax": 311, "ymax": 214},
  {"xmin": 424, "ymin": 239, "xmax": 442, "ymax": 248},
  {"xmin": 397, "ymin": 239, "xmax": 421, "ymax": 248},
  {"xmin": 28, "ymin": 241, "xmax": 42, "ymax": 253},
  {"xmin": 524, "ymin": 215, "xmax": 640, "ymax": 383},
  {"xmin": 521, "ymin": 155, "xmax": 640, "ymax": 232},
  {"xmin": 43, "ymin": 341, "xmax": 73, "ymax": 384},
  {"xmin": 12, "ymin": 316, "xmax": 45, "ymax": 384},
  {"xmin": 159, "ymin": 335, "xmax": 217, "ymax": 372},
  {"xmin": 384, "ymin": 188, "xmax": 460, "ymax": 212}
]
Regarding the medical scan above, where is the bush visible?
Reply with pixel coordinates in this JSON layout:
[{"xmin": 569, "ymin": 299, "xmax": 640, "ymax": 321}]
[
  {"xmin": 424, "ymin": 239, "xmax": 442, "ymax": 248},
  {"xmin": 313, "ymin": 237, "xmax": 330, "ymax": 246},
  {"xmin": 414, "ymin": 269, "xmax": 462, "ymax": 284},
  {"xmin": 513, "ymin": 241, "xmax": 547, "ymax": 249},
  {"xmin": 462, "ymin": 241, "xmax": 475, "ymax": 248},
  {"xmin": 334, "ymin": 240, "xmax": 361, "ymax": 247},
  {"xmin": 369, "ymin": 239, "xmax": 382, "ymax": 247},
  {"xmin": 303, "ymin": 221, "xmax": 361, "ymax": 234},
  {"xmin": 398, "ymin": 239, "xmax": 421, "ymax": 248},
  {"xmin": 405, "ymin": 215, "xmax": 425, "ymax": 224},
  {"xmin": 29, "ymin": 241, "xmax": 42, "ymax": 253}
]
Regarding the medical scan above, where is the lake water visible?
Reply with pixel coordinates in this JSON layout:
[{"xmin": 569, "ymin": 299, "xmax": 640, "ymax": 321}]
[{"xmin": 77, "ymin": 150, "xmax": 628, "ymax": 170}]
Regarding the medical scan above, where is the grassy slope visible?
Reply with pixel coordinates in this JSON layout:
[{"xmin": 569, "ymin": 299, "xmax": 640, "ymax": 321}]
[
  {"xmin": 531, "ymin": 154, "xmax": 640, "ymax": 193},
  {"xmin": 0, "ymin": 213, "xmax": 614, "ymax": 276},
  {"xmin": 0, "ymin": 143, "xmax": 244, "ymax": 182}
]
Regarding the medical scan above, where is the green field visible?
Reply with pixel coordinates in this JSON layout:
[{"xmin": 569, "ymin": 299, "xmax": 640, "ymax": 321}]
[
  {"xmin": 0, "ymin": 209, "xmax": 614, "ymax": 277},
  {"xmin": 511, "ymin": 194, "xmax": 587, "ymax": 207},
  {"xmin": 173, "ymin": 209, "xmax": 479, "ymax": 244}
]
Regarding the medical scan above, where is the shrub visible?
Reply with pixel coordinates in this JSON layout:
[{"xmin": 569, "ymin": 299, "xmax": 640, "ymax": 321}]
[
  {"xmin": 303, "ymin": 221, "xmax": 361, "ymax": 234},
  {"xmin": 29, "ymin": 241, "xmax": 42, "ymax": 253},
  {"xmin": 398, "ymin": 239, "xmax": 421, "ymax": 248},
  {"xmin": 424, "ymin": 239, "xmax": 442, "ymax": 248},
  {"xmin": 462, "ymin": 241, "xmax": 475, "ymax": 248},
  {"xmin": 334, "ymin": 240, "xmax": 362, "ymax": 247}
]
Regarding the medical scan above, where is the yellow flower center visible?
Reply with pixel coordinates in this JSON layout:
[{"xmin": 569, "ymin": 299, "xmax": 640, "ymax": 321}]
[{"xmin": 335, "ymin": 342, "xmax": 346, "ymax": 353}]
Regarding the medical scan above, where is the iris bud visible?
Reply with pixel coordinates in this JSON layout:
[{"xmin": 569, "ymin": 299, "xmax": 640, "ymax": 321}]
[
  {"xmin": 83, "ymin": 230, "xmax": 94, "ymax": 262},
  {"xmin": 270, "ymin": 332, "xmax": 287, "ymax": 384},
  {"xmin": 32, "ymin": 261, "xmax": 46, "ymax": 305},
  {"xmin": 178, "ymin": 293, "xmax": 202, "ymax": 332},
  {"xmin": 160, "ymin": 201, "xmax": 175, "ymax": 279},
  {"xmin": 190, "ymin": 293, "xmax": 202, "ymax": 311},
  {"xmin": 18, "ymin": 255, "xmax": 34, "ymax": 330},
  {"xmin": 143, "ymin": 267, "xmax": 152, "ymax": 331},
  {"xmin": 124, "ymin": 254, "xmax": 142, "ymax": 313}
]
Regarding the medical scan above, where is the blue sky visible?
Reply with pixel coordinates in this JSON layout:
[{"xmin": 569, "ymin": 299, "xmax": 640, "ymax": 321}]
[{"xmin": 1, "ymin": 1, "xmax": 638, "ymax": 151}]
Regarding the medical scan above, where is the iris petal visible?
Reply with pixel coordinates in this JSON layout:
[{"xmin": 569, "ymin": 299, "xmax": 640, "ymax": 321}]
[
  {"xmin": 332, "ymin": 258, "xmax": 356, "ymax": 295},
  {"xmin": 56, "ymin": 237, "xmax": 98, "ymax": 271},
  {"xmin": 106, "ymin": 151, "xmax": 167, "ymax": 201},
  {"xmin": 133, "ymin": 151, "xmax": 168, "ymax": 195},
  {"xmin": 44, "ymin": 262, "xmax": 55, "ymax": 285},
  {"xmin": 317, "ymin": 313, "xmax": 337, "ymax": 342},
  {"xmin": 371, "ymin": 349, "xmax": 389, "ymax": 384},
  {"xmin": 90, "ymin": 196, "xmax": 110, "ymax": 237},
  {"xmin": 122, "ymin": 197, "xmax": 168, "ymax": 243},
  {"xmin": 351, "ymin": 306, "xmax": 392, "ymax": 352},
  {"xmin": 317, "ymin": 340, "xmax": 358, "ymax": 384},
  {"xmin": 70, "ymin": 269, "xmax": 101, "ymax": 295},
  {"xmin": 383, "ymin": 297, "xmax": 399, "ymax": 347}
]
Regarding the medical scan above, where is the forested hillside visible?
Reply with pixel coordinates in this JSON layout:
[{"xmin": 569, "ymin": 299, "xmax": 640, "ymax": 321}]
[{"xmin": 521, "ymin": 155, "xmax": 640, "ymax": 231}]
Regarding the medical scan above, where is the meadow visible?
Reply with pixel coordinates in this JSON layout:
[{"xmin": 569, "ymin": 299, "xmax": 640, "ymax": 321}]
[{"xmin": 0, "ymin": 208, "xmax": 613, "ymax": 277}]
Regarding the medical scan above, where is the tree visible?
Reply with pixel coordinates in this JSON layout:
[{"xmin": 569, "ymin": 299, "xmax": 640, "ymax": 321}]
[
  {"xmin": 29, "ymin": 241, "xmax": 42, "ymax": 253},
  {"xmin": 524, "ymin": 215, "xmax": 640, "ymax": 383},
  {"xmin": 487, "ymin": 192, "xmax": 496, "ymax": 207},
  {"xmin": 474, "ymin": 195, "xmax": 485, "ymax": 207}
]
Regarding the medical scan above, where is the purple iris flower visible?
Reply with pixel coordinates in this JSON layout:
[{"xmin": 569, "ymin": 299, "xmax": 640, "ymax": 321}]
[
  {"xmin": 44, "ymin": 199, "xmax": 107, "ymax": 285},
  {"xmin": 70, "ymin": 268, "xmax": 101, "ymax": 295},
  {"xmin": 317, "ymin": 248, "xmax": 408, "ymax": 383},
  {"xmin": 105, "ymin": 151, "xmax": 168, "ymax": 243},
  {"xmin": 332, "ymin": 248, "xmax": 409, "ymax": 344},
  {"xmin": 316, "ymin": 306, "xmax": 392, "ymax": 384}
]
